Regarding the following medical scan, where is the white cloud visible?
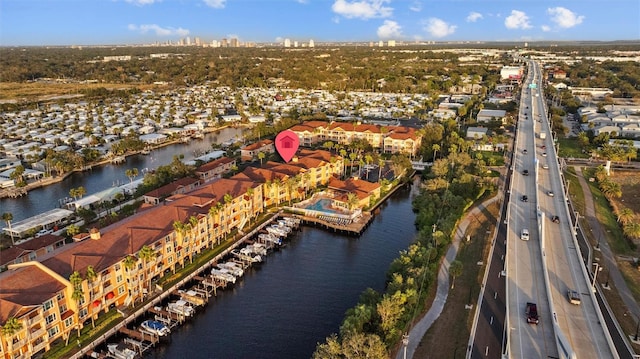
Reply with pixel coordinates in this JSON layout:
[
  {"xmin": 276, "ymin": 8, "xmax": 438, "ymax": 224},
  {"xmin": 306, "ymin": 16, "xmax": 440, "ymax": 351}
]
[
  {"xmin": 295, "ymin": 0, "xmax": 309, "ymax": 3},
  {"xmin": 547, "ymin": 7, "xmax": 584, "ymax": 28},
  {"xmin": 332, "ymin": 0, "xmax": 392, "ymax": 20},
  {"xmin": 128, "ymin": 24, "xmax": 190, "ymax": 37},
  {"xmin": 275, "ymin": 36, "xmax": 284, "ymax": 42},
  {"xmin": 466, "ymin": 12, "xmax": 483, "ymax": 22},
  {"xmin": 409, "ymin": 1, "xmax": 421, "ymax": 12},
  {"xmin": 505, "ymin": 10, "xmax": 532, "ymax": 29},
  {"xmin": 124, "ymin": 0, "xmax": 159, "ymax": 5},
  {"xmin": 541, "ymin": 25, "xmax": 551, "ymax": 32},
  {"xmin": 377, "ymin": 20, "xmax": 402, "ymax": 39},
  {"xmin": 203, "ymin": 0, "xmax": 226, "ymax": 9},
  {"xmin": 424, "ymin": 18, "xmax": 456, "ymax": 38}
]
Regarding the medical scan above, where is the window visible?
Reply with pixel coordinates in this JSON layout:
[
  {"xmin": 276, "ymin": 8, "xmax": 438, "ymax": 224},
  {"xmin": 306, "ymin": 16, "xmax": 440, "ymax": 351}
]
[
  {"xmin": 117, "ymin": 285, "xmax": 125, "ymax": 295},
  {"xmin": 114, "ymin": 264, "xmax": 121, "ymax": 271},
  {"xmin": 166, "ymin": 246, "xmax": 172, "ymax": 253},
  {"xmin": 64, "ymin": 317, "xmax": 74, "ymax": 328},
  {"xmin": 56, "ymin": 292, "xmax": 64, "ymax": 301},
  {"xmin": 46, "ymin": 245, "xmax": 54, "ymax": 253},
  {"xmin": 168, "ymin": 257, "xmax": 173, "ymax": 264},
  {"xmin": 79, "ymin": 308, "xmax": 88, "ymax": 318},
  {"xmin": 59, "ymin": 304, "xmax": 67, "ymax": 313},
  {"xmin": 116, "ymin": 274, "xmax": 123, "ymax": 283},
  {"xmin": 47, "ymin": 326, "xmax": 59, "ymax": 338},
  {"xmin": 165, "ymin": 236, "xmax": 171, "ymax": 244},
  {"xmin": 45, "ymin": 313, "xmax": 56, "ymax": 325},
  {"xmin": 43, "ymin": 299, "xmax": 54, "ymax": 311},
  {"xmin": 29, "ymin": 252, "xmax": 37, "ymax": 260}
]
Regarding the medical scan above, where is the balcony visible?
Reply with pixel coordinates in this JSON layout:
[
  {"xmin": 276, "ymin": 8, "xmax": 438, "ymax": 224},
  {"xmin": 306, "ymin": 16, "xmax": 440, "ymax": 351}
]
[
  {"xmin": 31, "ymin": 339, "xmax": 47, "ymax": 353},
  {"xmin": 27, "ymin": 314, "xmax": 43, "ymax": 327},
  {"xmin": 29, "ymin": 327, "xmax": 45, "ymax": 339}
]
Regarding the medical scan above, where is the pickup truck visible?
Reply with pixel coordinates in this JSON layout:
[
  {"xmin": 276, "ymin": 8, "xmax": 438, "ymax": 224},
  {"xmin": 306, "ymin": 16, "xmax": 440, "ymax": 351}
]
[{"xmin": 526, "ymin": 302, "xmax": 539, "ymax": 324}]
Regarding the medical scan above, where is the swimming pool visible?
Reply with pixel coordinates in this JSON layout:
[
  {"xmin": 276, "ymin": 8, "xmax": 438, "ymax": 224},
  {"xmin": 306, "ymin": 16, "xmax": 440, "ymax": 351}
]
[{"xmin": 303, "ymin": 198, "xmax": 341, "ymax": 214}]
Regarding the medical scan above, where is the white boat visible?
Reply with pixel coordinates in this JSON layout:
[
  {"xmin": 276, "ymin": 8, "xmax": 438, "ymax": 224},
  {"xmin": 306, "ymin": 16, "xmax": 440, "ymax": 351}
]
[
  {"xmin": 167, "ymin": 300, "xmax": 195, "ymax": 317},
  {"xmin": 140, "ymin": 319, "xmax": 170, "ymax": 336},
  {"xmin": 258, "ymin": 233, "xmax": 282, "ymax": 246},
  {"xmin": 265, "ymin": 226, "xmax": 286, "ymax": 238},
  {"xmin": 275, "ymin": 222, "xmax": 292, "ymax": 233},
  {"xmin": 231, "ymin": 249, "xmax": 262, "ymax": 263},
  {"xmin": 217, "ymin": 262, "xmax": 244, "ymax": 277},
  {"xmin": 107, "ymin": 343, "xmax": 137, "ymax": 359},
  {"xmin": 211, "ymin": 268, "xmax": 237, "ymax": 283},
  {"xmin": 248, "ymin": 243, "xmax": 268, "ymax": 255}
]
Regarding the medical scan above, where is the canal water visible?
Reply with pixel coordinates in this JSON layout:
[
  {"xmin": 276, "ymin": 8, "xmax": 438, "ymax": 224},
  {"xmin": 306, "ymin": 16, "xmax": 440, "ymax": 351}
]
[
  {"xmin": 144, "ymin": 180, "xmax": 419, "ymax": 359},
  {"xmin": 1, "ymin": 128, "xmax": 244, "ymax": 222}
]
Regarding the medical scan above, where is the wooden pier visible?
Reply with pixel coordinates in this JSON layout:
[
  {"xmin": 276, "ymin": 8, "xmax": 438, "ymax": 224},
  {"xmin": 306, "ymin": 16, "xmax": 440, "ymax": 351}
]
[
  {"xmin": 295, "ymin": 212, "xmax": 373, "ymax": 236},
  {"xmin": 118, "ymin": 327, "xmax": 159, "ymax": 346}
]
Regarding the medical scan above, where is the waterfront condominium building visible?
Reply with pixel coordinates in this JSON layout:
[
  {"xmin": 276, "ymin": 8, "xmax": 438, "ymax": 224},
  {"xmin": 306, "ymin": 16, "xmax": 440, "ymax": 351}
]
[{"xmin": 0, "ymin": 150, "xmax": 343, "ymax": 359}]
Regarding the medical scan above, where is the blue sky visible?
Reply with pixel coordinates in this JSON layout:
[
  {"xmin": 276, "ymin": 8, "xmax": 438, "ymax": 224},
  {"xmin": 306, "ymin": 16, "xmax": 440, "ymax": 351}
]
[{"xmin": 1, "ymin": 0, "xmax": 638, "ymax": 46}]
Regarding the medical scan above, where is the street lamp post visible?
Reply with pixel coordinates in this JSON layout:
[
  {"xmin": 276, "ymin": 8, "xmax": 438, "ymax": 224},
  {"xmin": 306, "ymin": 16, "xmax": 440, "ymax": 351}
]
[
  {"xmin": 625, "ymin": 311, "xmax": 640, "ymax": 342},
  {"xmin": 402, "ymin": 333, "xmax": 409, "ymax": 359},
  {"xmin": 592, "ymin": 263, "xmax": 603, "ymax": 292}
]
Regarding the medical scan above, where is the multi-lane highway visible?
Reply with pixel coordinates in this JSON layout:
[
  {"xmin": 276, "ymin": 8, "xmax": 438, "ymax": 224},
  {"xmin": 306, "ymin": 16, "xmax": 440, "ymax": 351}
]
[{"xmin": 470, "ymin": 60, "xmax": 619, "ymax": 359}]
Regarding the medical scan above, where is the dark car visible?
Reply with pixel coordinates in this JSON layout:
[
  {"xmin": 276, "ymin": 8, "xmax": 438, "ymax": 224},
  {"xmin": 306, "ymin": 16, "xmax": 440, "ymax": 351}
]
[
  {"xmin": 523, "ymin": 149, "xmax": 528, "ymax": 154},
  {"xmin": 551, "ymin": 215, "xmax": 560, "ymax": 223},
  {"xmin": 526, "ymin": 302, "xmax": 539, "ymax": 324},
  {"xmin": 522, "ymin": 195, "xmax": 528, "ymax": 202},
  {"xmin": 523, "ymin": 169, "xmax": 529, "ymax": 176}
]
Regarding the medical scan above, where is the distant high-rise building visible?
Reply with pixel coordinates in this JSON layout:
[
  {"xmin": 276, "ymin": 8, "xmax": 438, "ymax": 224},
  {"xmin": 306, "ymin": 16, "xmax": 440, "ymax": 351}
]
[
  {"xmin": 230, "ymin": 38, "xmax": 239, "ymax": 47},
  {"xmin": 221, "ymin": 38, "xmax": 228, "ymax": 47},
  {"xmin": 194, "ymin": 37, "xmax": 202, "ymax": 46},
  {"xmin": 211, "ymin": 40, "xmax": 219, "ymax": 47},
  {"xmin": 284, "ymin": 38, "xmax": 291, "ymax": 47},
  {"xmin": 294, "ymin": 41, "xmax": 299, "ymax": 47},
  {"xmin": 186, "ymin": 36, "xmax": 192, "ymax": 45},
  {"xmin": 387, "ymin": 40, "xmax": 396, "ymax": 47},
  {"xmin": 309, "ymin": 39, "xmax": 315, "ymax": 48},
  {"xmin": 378, "ymin": 40, "xmax": 384, "ymax": 47}
]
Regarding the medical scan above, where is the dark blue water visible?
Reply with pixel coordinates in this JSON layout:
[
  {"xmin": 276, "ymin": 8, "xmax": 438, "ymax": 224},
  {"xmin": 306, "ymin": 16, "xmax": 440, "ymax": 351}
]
[
  {"xmin": 1, "ymin": 128, "xmax": 244, "ymax": 222},
  {"xmin": 145, "ymin": 181, "xmax": 418, "ymax": 359}
]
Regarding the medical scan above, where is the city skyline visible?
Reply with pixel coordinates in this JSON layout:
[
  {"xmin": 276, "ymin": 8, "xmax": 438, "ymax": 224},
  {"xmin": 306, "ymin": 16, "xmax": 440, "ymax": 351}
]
[{"xmin": 0, "ymin": 0, "xmax": 638, "ymax": 46}]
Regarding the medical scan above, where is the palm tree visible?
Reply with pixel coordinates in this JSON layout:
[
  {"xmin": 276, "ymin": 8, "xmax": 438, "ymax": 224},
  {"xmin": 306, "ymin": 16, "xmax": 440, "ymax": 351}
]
[
  {"xmin": 69, "ymin": 271, "xmax": 84, "ymax": 337},
  {"xmin": 1, "ymin": 317, "xmax": 23, "ymax": 355},
  {"xmin": 449, "ymin": 260, "xmax": 463, "ymax": 289},
  {"xmin": 125, "ymin": 168, "xmax": 139, "ymax": 183},
  {"xmin": 2, "ymin": 212, "xmax": 15, "ymax": 245},
  {"xmin": 378, "ymin": 158, "xmax": 385, "ymax": 182},
  {"xmin": 208, "ymin": 203, "xmax": 223, "ymax": 245},
  {"xmin": 346, "ymin": 192, "xmax": 359, "ymax": 211},
  {"xmin": 623, "ymin": 222, "xmax": 640, "ymax": 242},
  {"xmin": 617, "ymin": 207, "xmax": 635, "ymax": 226},
  {"xmin": 122, "ymin": 255, "xmax": 138, "ymax": 305},
  {"xmin": 223, "ymin": 193, "xmax": 234, "ymax": 234},
  {"xmin": 339, "ymin": 149, "xmax": 348, "ymax": 177},
  {"xmin": 76, "ymin": 186, "xmax": 86, "ymax": 199},
  {"xmin": 66, "ymin": 224, "xmax": 80, "ymax": 239},
  {"xmin": 257, "ymin": 152, "xmax": 266, "ymax": 166},
  {"xmin": 286, "ymin": 177, "xmax": 297, "ymax": 205},
  {"xmin": 85, "ymin": 266, "xmax": 98, "ymax": 328},
  {"xmin": 245, "ymin": 187, "xmax": 255, "ymax": 224},
  {"xmin": 138, "ymin": 245, "xmax": 157, "ymax": 296}
]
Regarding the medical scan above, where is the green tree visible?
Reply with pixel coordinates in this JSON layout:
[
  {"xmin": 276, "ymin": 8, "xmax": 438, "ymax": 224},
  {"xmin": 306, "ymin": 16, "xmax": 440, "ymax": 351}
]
[
  {"xmin": 623, "ymin": 222, "xmax": 640, "ymax": 241},
  {"xmin": 2, "ymin": 212, "xmax": 15, "ymax": 245},
  {"xmin": 125, "ymin": 168, "xmax": 139, "ymax": 183},
  {"xmin": 449, "ymin": 260, "xmax": 463, "ymax": 289},
  {"xmin": 257, "ymin": 151, "xmax": 266, "ymax": 166},
  {"xmin": 1, "ymin": 317, "xmax": 23, "ymax": 355},
  {"xmin": 69, "ymin": 271, "xmax": 84, "ymax": 337},
  {"xmin": 66, "ymin": 223, "xmax": 80, "ymax": 239},
  {"xmin": 138, "ymin": 245, "xmax": 157, "ymax": 296},
  {"xmin": 85, "ymin": 266, "xmax": 98, "ymax": 328}
]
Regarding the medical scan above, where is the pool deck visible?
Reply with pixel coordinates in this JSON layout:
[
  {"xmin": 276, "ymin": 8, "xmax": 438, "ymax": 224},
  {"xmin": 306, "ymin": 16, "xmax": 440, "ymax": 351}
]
[{"xmin": 292, "ymin": 212, "xmax": 373, "ymax": 236}]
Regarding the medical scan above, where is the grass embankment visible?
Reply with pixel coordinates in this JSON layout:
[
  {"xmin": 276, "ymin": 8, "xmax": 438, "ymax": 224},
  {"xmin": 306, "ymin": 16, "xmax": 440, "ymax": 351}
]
[
  {"xmin": 568, "ymin": 166, "xmax": 640, "ymax": 353},
  {"xmin": 558, "ymin": 138, "xmax": 590, "ymax": 159},
  {"xmin": 413, "ymin": 201, "xmax": 500, "ymax": 358},
  {"xmin": 0, "ymin": 82, "xmax": 163, "ymax": 101}
]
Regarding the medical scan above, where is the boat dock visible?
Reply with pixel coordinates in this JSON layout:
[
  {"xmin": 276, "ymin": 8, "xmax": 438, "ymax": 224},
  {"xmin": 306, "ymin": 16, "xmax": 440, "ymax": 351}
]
[
  {"xmin": 295, "ymin": 212, "xmax": 373, "ymax": 236},
  {"xmin": 69, "ymin": 212, "xmax": 296, "ymax": 359}
]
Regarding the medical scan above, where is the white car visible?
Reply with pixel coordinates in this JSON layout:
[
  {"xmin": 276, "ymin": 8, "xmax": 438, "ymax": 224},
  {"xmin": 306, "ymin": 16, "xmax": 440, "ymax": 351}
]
[
  {"xmin": 548, "ymin": 191, "xmax": 554, "ymax": 197},
  {"xmin": 520, "ymin": 229, "xmax": 530, "ymax": 241},
  {"xmin": 542, "ymin": 164, "xmax": 549, "ymax": 169},
  {"xmin": 35, "ymin": 229, "xmax": 53, "ymax": 237}
]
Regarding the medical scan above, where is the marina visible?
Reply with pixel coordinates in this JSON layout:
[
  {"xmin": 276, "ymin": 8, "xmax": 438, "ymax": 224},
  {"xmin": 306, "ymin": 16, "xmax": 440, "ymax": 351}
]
[{"xmin": 76, "ymin": 214, "xmax": 302, "ymax": 359}]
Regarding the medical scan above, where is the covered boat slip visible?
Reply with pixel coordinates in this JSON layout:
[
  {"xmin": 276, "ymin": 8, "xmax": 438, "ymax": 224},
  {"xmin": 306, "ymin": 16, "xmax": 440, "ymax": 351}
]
[{"xmin": 2, "ymin": 208, "xmax": 74, "ymax": 238}]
